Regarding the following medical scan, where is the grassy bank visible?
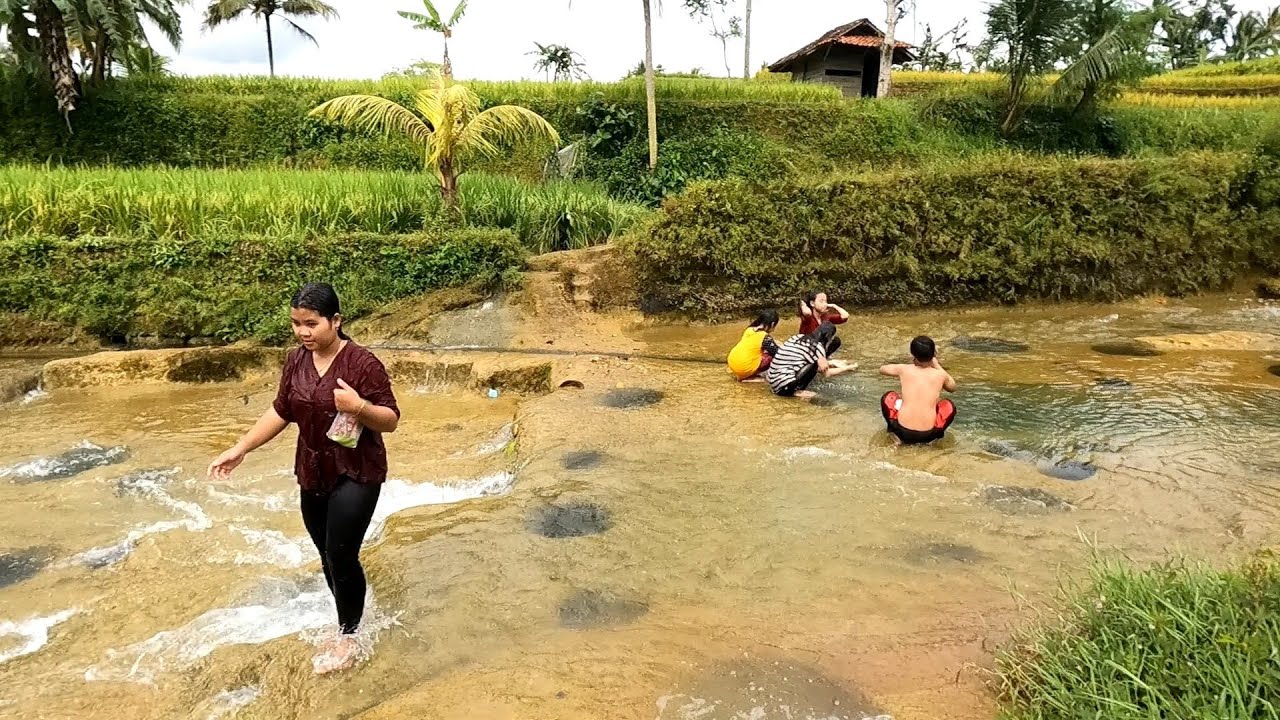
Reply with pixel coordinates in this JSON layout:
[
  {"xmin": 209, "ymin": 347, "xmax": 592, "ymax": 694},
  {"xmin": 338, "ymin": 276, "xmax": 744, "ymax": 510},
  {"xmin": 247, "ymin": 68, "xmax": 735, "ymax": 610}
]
[
  {"xmin": 625, "ymin": 151, "xmax": 1280, "ymax": 311},
  {"xmin": 998, "ymin": 553, "xmax": 1280, "ymax": 720},
  {"xmin": 0, "ymin": 230, "xmax": 526, "ymax": 343},
  {"xmin": 0, "ymin": 166, "xmax": 645, "ymax": 253},
  {"xmin": 4, "ymin": 74, "xmax": 1279, "ymax": 205}
]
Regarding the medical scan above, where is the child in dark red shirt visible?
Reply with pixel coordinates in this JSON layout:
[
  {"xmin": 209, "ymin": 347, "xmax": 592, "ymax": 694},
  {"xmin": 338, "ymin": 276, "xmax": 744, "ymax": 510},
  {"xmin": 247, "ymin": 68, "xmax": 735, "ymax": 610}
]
[{"xmin": 799, "ymin": 291, "xmax": 849, "ymax": 358}]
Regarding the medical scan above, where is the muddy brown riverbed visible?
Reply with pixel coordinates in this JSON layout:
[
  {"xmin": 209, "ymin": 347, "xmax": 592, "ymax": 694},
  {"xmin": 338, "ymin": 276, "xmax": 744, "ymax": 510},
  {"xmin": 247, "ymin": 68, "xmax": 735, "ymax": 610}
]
[{"xmin": 1, "ymin": 295, "xmax": 1278, "ymax": 720}]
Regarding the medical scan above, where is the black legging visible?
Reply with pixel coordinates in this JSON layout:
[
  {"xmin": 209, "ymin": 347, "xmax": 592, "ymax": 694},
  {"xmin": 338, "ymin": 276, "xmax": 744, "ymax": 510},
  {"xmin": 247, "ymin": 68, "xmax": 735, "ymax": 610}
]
[
  {"xmin": 300, "ymin": 477, "xmax": 381, "ymax": 634},
  {"xmin": 824, "ymin": 335, "xmax": 842, "ymax": 358}
]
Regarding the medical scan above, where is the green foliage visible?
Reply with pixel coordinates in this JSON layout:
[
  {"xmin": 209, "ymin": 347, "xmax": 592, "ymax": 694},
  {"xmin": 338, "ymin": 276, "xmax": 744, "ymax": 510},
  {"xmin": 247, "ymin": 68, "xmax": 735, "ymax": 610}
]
[
  {"xmin": 1170, "ymin": 56, "xmax": 1280, "ymax": 75},
  {"xmin": 0, "ymin": 229, "xmax": 526, "ymax": 343},
  {"xmin": 0, "ymin": 166, "xmax": 646, "ymax": 252},
  {"xmin": 625, "ymin": 152, "xmax": 1280, "ymax": 311},
  {"xmin": 997, "ymin": 553, "xmax": 1280, "ymax": 720}
]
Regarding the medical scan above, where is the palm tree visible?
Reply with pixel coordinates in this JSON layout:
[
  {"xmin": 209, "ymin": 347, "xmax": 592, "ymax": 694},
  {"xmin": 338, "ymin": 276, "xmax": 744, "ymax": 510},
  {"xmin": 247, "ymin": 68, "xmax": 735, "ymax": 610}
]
[
  {"xmin": 529, "ymin": 42, "xmax": 588, "ymax": 81},
  {"xmin": 1, "ymin": 0, "xmax": 80, "ymax": 119},
  {"xmin": 1052, "ymin": 0, "xmax": 1159, "ymax": 114},
  {"xmin": 310, "ymin": 73, "xmax": 560, "ymax": 209},
  {"xmin": 398, "ymin": 0, "xmax": 467, "ymax": 81},
  {"xmin": 63, "ymin": 0, "xmax": 184, "ymax": 84},
  {"xmin": 202, "ymin": 0, "xmax": 339, "ymax": 77},
  {"xmin": 641, "ymin": 0, "xmax": 657, "ymax": 169},
  {"xmin": 741, "ymin": 0, "xmax": 750, "ymax": 79},
  {"xmin": 986, "ymin": 0, "xmax": 1075, "ymax": 134}
]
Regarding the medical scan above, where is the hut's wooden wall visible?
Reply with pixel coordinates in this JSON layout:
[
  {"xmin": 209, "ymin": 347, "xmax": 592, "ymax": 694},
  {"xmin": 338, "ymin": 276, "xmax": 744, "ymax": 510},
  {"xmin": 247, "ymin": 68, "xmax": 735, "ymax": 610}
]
[{"xmin": 788, "ymin": 46, "xmax": 871, "ymax": 98}]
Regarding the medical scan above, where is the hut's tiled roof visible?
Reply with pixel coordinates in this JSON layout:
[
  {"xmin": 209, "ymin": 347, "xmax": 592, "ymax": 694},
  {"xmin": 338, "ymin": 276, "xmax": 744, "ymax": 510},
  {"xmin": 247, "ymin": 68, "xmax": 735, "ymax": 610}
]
[{"xmin": 768, "ymin": 19, "xmax": 916, "ymax": 71}]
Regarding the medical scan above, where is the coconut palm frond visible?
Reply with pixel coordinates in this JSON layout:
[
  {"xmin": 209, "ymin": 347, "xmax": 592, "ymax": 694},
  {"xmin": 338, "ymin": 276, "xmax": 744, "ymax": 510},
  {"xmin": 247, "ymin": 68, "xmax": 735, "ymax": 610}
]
[
  {"xmin": 1052, "ymin": 23, "xmax": 1129, "ymax": 100},
  {"xmin": 459, "ymin": 104, "xmax": 560, "ymax": 162},
  {"xmin": 310, "ymin": 94, "xmax": 433, "ymax": 150}
]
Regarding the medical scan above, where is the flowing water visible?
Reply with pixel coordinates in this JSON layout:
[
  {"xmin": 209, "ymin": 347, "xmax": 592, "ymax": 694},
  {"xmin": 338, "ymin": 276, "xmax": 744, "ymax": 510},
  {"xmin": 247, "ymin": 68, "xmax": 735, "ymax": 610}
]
[{"xmin": 1, "ymin": 295, "xmax": 1278, "ymax": 720}]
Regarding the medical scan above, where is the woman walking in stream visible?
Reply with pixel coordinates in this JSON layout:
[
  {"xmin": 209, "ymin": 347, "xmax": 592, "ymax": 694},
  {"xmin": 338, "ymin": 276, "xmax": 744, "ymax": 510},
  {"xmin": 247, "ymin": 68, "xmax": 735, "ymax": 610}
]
[{"xmin": 208, "ymin": 283, "xmax": 400, "ymax": 674}]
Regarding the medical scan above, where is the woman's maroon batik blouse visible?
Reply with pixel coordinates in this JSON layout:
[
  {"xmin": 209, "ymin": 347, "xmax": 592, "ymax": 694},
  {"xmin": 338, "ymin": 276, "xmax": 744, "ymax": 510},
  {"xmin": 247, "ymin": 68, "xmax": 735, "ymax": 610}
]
[{"xmin": 272, "ymin": 342, "xmax": 399, "ymax": 492}]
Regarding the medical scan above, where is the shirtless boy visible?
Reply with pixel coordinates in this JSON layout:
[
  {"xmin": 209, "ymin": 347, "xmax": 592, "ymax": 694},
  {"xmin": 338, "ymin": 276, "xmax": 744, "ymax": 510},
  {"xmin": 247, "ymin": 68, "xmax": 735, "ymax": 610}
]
[{"xmin": 878, "ymin": 336, "xmax": 957, "ymax": 445}]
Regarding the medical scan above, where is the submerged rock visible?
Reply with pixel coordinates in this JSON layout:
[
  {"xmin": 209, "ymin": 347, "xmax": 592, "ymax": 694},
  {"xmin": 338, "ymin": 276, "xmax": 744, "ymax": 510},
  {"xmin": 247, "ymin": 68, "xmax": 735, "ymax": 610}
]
[
  {"xmin": 980, "ymin": 485, "xmax": 1073, "ymax": 515},
  {"xmin": 981, "ymin": 439, "xmax": 1097, "ymax": 481},
  {"xmin": 657, "ymin": 659, "xmax": 883, "ymax": 720},
  {"xmin": 0, "ymin": 548, "xmax": 51, "ymax": 588},
  {"xmin": 1, "ymin": 443, "xmax": 128, "ymax": 483},
  {"xmin": 1090, "ymin": 340, "xmax": 1162, "ymax": 357},
  {"xmin": 528, "ymin": 502, "xmax": 612, "ymax": 538},
  {"xmin": 1093, "ymin": 377, "xmax": 1133, "ymax": 389},
  {"xmin": 1037, "ymin": 458, "xmax": 1098, "ymax": 481},
  {"xmin": 562, "ymin": 450, "xmax": 604, "ymax": 471},
  {"xmin": 950, "ymin": 336, "xmax": 1030, "ymax": 354},
  {"xmin": 558, "ymin": 589, "xmax": 648, "ymax": 629},
  {"xmin": 115, "ymin": 469, "xmax": 179, "ymax": 498},
  {"xmin": 598, "ymin": 388, "xmax": 663, "ymax": 409},
  {"xmin": 1269, "ymin": 365, "xmax": 1280, "ymax": 379},
  {"xmin": 904, "ymin": 542, "xmax": 986, "ymax": 565}
]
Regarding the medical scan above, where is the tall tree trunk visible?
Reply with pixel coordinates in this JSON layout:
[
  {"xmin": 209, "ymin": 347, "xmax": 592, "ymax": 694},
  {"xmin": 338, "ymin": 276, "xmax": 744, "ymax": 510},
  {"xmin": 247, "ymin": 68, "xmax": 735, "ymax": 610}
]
[
  {"xmin": 265, "ymin": 13, "xmax": 275, "ymax": 76},
  {"xmin": 438, "ymin": 157, "xmax": 459, "ymax": 210},
  {"xmin": 92, "ymin": 36, "xmax": 108, "ymax": 85},
  {"xmin": 31, "ymin": 0, "xmax": 79, "ymax": 121},
  {"xmin": 742, "ymin": 0, "xmax": 752, "ymax": 78},
  {"xmin": 642, "ymin": 0, "xmax": 658, "ymax": 170},
  {"xmin": 877, "ymin": 0, "xmax": 899, "ymax": 97},
  {"xmin": 442, "ymin": 37, "xmax": 452, "ymax": 81}
]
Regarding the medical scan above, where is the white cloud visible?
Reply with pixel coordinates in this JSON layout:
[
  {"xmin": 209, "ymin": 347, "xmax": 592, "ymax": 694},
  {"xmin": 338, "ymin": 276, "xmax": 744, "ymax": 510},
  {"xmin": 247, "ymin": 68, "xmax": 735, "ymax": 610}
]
[{"xmin": 156, "ymin": 0, "xmax": 1278, "ymax": 81}]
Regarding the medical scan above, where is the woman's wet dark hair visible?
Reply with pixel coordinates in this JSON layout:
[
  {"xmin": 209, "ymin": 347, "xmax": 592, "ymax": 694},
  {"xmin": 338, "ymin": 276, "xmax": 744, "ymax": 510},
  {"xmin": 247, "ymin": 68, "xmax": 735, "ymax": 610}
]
[
  {"xmin": 811, "ymin": 321, "xmax": 837, "ymax": 346},
  {"xmin": 750, "ymin": 310, "xmax": 780, "ymax": 330},
  {"xmin": 803, "ymin": 292, "xmax": 819, "ymax": 309},
  {"xmin": 291, "ymin": 283, "xmax": 349, "ymax": 340}
]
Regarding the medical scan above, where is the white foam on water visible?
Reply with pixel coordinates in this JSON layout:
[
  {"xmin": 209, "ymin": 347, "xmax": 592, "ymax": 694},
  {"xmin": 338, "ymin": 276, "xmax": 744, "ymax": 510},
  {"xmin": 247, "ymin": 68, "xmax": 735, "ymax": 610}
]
[
  {"xmin": 0, "ymin": 441, "xmax": 120, "ymax": 480},
  {"xmin": 206, "ymin": 685, "xmax": 261, "ymax": 720},
  {"xmin": 781, "ymin": 446, "xmax": 840, "ymax": 462},
  {"xmin": 85, "ymin": 577, "xmax": 336, "ymax": 684},
  {"xmin": 72, "ymin": 474, "xmax": 212, "ymax": 568},
  {"xmin": 20, "ymin": 387, "xmax": 47, "ymax": 405},
  {"xmin": 207, "ymin": 487, "xmax": 291, "ymax": 512},
  {"xmin": 470, "ymin": 423, "xmax": 516, "ymax": 457},
  {"xmin": 367, "ymin": 471, "xmax": 515, "ymax": 541},
  {"xmin": 871, "ymin": 462, "xmax": 948, "ymax": 483},
  {"xmin": 0, "ymin": 609, "xmax": 76, "ymax": 665},
  {"xmin": 230, "ymin": 527, "xmax": 309, "ymax": 568}
]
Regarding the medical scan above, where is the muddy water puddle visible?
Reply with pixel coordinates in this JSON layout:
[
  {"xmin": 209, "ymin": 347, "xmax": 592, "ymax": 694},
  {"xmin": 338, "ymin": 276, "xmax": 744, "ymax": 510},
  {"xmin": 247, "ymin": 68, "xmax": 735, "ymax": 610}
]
[{"xmin": 1, "ymin": 295, "xmax": 1278, "ymax": 719}]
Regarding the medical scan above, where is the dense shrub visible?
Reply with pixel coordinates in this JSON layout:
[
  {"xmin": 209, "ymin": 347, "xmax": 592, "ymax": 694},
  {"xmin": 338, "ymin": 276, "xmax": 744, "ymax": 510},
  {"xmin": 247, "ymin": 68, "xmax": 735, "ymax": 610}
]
[
  {"xmin": 0, "ymin": 230, "xmax": 526, "ymax": 343},
  {"xmin": 997, "ymin": 554, "xmax": 1280, "ymax": 720},
  {"xmin": 625, "ymin": 152, "xmax": 1280, "ymax": 311}
]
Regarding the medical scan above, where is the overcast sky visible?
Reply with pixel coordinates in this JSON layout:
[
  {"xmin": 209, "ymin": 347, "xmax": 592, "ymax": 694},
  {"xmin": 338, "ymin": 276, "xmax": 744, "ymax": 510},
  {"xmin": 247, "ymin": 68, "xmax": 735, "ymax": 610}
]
[{"xmin": 159, "ymin": 0, "xmax": 1276, "ymax": 81}]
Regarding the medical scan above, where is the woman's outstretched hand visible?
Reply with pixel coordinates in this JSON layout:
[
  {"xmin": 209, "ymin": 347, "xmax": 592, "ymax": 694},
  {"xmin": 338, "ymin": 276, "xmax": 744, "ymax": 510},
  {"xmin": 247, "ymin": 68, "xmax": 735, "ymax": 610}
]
[
  {"xmin": 333, "ymin": 378, "xmax": 364, "ymax": 414},
  {"xmin": 208, "ymin": 446, "xmax": 246, "ymax": 481}
]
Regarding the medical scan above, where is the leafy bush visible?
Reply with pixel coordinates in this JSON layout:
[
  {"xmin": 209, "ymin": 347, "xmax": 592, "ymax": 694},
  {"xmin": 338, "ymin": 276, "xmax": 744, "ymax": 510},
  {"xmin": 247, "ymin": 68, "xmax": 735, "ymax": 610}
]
[
  {"xmin": 0, "ymin": 230, "xmax": 527, "ymax": 343},
  {"xmin": 997, "ymin": 553, "xmax": 1280, "ymax": 720},
  {"xmin": 625, "ymin": 153, "xmax": 1280, "ymax": 311}
]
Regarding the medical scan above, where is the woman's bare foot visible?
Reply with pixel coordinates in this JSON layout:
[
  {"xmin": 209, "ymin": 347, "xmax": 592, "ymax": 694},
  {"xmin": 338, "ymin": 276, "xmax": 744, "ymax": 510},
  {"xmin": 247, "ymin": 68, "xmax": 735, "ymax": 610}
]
[
  {"xmin": 795, "ymin": 390, "xmax": 817, "ymax": 399},
  {"xmin": 740, "ymin": 377, "xmax": 766, "ymax": 384},
  {"xmin": 313, "ymin": 635, "xmax": 359, "ymax": 675}
]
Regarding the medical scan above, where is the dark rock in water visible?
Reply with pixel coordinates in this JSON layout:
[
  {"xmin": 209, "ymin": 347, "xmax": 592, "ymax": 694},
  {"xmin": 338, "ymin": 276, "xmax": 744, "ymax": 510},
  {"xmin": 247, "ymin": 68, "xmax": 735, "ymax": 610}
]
[
  {"xmin": 1090, "ymin": 340, "xmax": 1162, "ymax": 357},
  {"xmin": 981, "ymin": 485, "xmax": 1072, "ymax": 515},
  {"xmin": 1093, "ymin": 377, "xmax": 1133, "ymax": 389},
  {"xmin": 0, "ymin": 548, "xmax": 51, "ymax": 588},
  {"xmin": 562, "ymin": 450, "xmax": 604, "ymax": 471},
  {"xmin": 905, "ymin": 542, "xmax": 985, "ymax": 565},
  {"xmin": 3, "ymin": 443, "xmax": 128, "ymax": 483},
  {"xmin": 1037, "ymin": 459, "xmax": 1097, "ymax": 481},
  {"xmin": 598, "ymin": 388, "xmax": 663, "ymax": 409},
  {"xmin": 951, "ymin": 336, "xmax": 1030, "ymax": 354},
  {"xmin": 558, "ymin": 589, "xmax": 648, "ymax": 629},
  {"xmin": 558, "ymin": 380, "xmax": 585, "ymax": 390},
  {"xmin": 443, "ymin": 423, "xmax": 465, "ymax": 432},
  {"xmin": 115, "ymin": 469, "xmax": 179, "ymax": 497},
  {"xmin": 808, "ymin": 396, "xmax": 836, "ymax": 407},
  {"xmin": 528, "ymin": 502, "xmax": 612, "ymax": 538},
  {"xmin": 1269, "ymin": 365, "xmax": 1280, "ymax": 379},
  {"xmin": 980, "ymin": 439, "xmax": 1030, "ymax": 460}
]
